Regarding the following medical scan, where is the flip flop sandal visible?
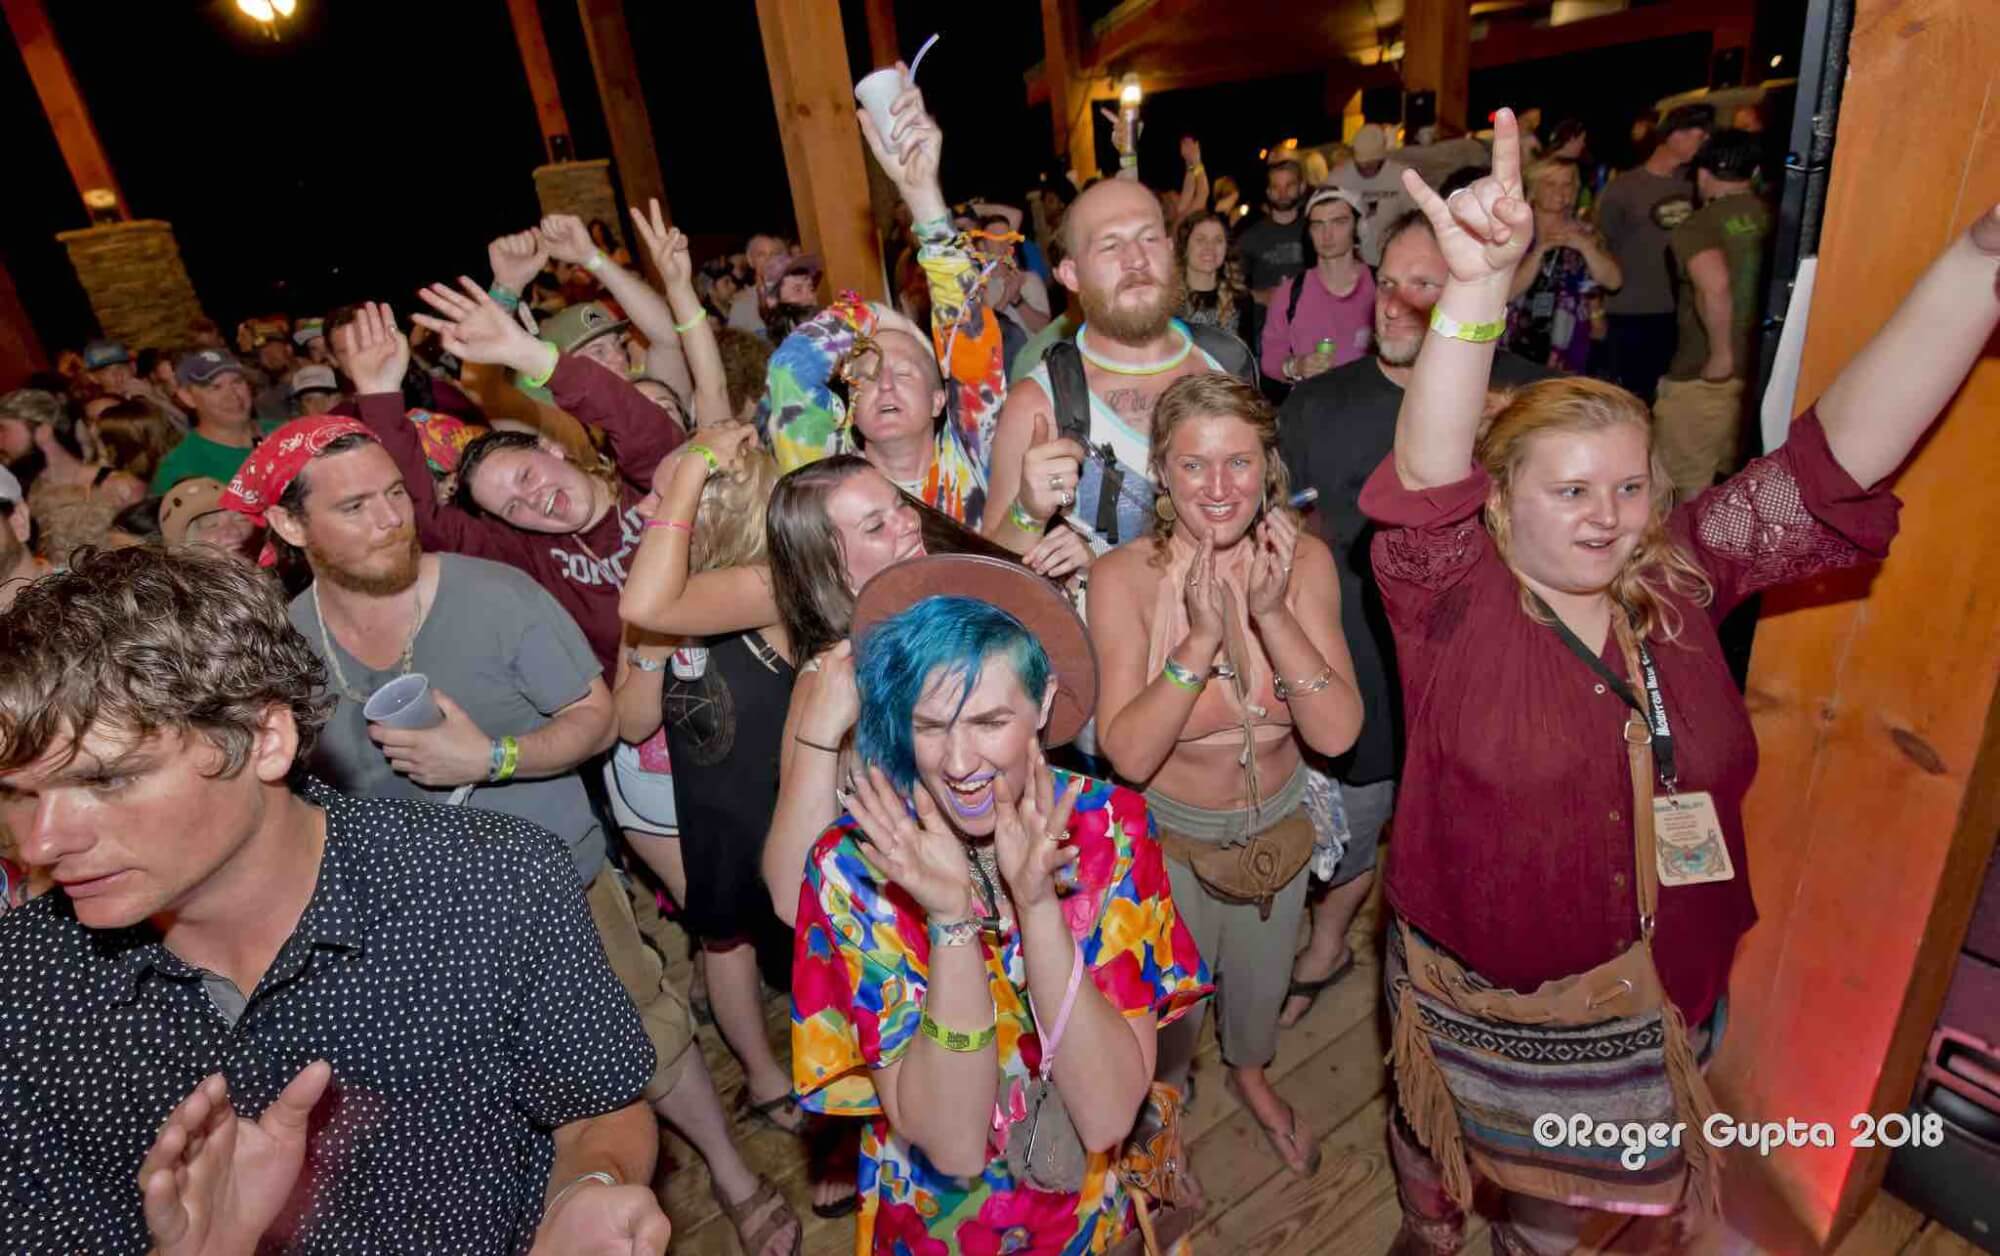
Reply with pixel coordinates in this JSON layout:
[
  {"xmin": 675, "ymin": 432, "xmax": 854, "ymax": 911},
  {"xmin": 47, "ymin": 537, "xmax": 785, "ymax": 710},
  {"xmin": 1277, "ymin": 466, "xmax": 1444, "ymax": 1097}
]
[
  {"xmin": 720, "ymin": 1175, "xmax": 802, "ymax": 1256},
  {"xmin": 738, "ymin": 1087, "xmax": 807, "ymax": 1136},
  {"xmin": 1225, "ymin": 1073, "xmax": 1323, "ymax": 1178},
  {"xmin": 811, "ymin": 1187, "xmax": 860, "ymax": 1221},
  {"xmin": 1281, "ymin": 949, "xmax": 1357, "ymax": 1022},
  {"xmin": 806, "ymin": 1118, "xmax": 861, "ymax": 1218}
]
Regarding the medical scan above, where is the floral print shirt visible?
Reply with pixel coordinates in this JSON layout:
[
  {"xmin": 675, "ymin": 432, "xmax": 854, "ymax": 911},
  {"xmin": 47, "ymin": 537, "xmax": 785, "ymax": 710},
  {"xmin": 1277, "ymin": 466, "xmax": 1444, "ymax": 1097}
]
[
  {"xmin": 758, "ymin": 220, "xmax": 1008, "ymax": 529},
  {"xmin": 792, "ymin": 771, "xmax": 1212, "ymax": 1255}
]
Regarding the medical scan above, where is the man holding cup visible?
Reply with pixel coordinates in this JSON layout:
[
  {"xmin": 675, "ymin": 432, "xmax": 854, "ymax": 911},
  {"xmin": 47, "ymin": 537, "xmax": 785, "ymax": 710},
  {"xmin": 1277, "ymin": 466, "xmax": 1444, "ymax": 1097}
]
[{"xmin": 217, "ymin": 415, "xmax": 804, "ymax": 1254}]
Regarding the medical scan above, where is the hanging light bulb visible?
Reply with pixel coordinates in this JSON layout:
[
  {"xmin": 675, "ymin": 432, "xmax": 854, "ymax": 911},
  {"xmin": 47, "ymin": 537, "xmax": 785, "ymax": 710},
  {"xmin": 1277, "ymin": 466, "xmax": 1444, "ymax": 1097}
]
[
  {"xmin": 272, "ymin": 0, "xmax": 297, "ymax": 13},
  {"xmin": 237, "ymin": 0, "xmax": 275, "ymax": 19}
]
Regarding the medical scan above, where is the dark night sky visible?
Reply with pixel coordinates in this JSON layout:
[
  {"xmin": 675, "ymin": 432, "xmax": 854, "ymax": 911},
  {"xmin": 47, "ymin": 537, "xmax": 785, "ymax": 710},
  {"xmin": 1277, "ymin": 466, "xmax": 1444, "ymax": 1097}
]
[{"xmin": 2, "ymin": 0, "xmax": 1788, "ymax": 353}]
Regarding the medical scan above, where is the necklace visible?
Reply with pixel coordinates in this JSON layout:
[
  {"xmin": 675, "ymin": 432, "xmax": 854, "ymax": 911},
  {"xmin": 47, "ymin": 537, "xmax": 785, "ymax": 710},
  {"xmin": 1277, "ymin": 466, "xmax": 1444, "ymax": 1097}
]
[
  {"xmin": 314, "ymin": 580, "xmax": 425, "ymax": 704},
  {"xmin": 1076, "ymin": 323, "xmax": 1194, "ymax": 376},
  {"xmin": 966, "ymin": 842, "xmax": 1007, "ymax": 932}
]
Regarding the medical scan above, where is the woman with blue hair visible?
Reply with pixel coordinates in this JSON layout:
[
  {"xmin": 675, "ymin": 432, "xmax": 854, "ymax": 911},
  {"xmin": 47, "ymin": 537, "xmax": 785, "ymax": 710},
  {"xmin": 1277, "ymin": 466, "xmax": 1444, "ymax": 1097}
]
[{"xmin": 789, "ymin": 556, "xmax": 1210, "ymax": 1254}]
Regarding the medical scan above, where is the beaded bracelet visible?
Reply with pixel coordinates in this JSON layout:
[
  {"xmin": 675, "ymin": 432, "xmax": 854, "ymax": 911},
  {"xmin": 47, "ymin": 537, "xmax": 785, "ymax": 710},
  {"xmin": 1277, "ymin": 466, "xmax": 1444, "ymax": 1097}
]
[
  {"xmin": 672, "ymin": 308, "xmax": 708, "ymax": 335},
  {"xmin": 1162, "ymin": 658, "xmax": 1205, "ymax": 691},
  {"xmin": 1007, "ymin": 500, "xmax": 1046, "ymax": 534},
  {"xmin": 920, "ymin": 1011, "xmax": 996, "ymax": 1053}
]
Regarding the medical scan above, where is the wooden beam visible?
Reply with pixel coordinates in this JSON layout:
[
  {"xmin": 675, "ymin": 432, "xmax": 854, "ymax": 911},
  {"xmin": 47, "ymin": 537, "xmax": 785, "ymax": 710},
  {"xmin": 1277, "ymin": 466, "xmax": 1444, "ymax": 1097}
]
[
  {"xmin": 1, "ymin": 0, "xmax": 125, "ymax": 220},
  {"xmin": 755, "ymin": 0, "xmax": 884, "ymax": 300},
  {"xmin": 863, "ymin": 0, "xmax": 899, "ymax": 68},
  {"xmin": 1469, "ymin": 0, "xmax": 1756, "ymax": 69},
  {"xmin": 1403, "ymin": 0, "xmax": 1470, "ymax": 131},
  {"xmin": 1707, "ymin": 0, "xmax": 2000, "ymax": 1246},
  {"xmin": 574, "ymin": 0, "xmax": 668, "ymax": 245},
  {"xmin": 0, "ymin": 252, "xmax": 47, "ymax": 391},
  {"xmin": 504, "ymin": 0, "xmax": 571, "ymax": 163},
  {"xmin": 1040, "ymin": 0, "xmax": 1095, "ymax": 180}
]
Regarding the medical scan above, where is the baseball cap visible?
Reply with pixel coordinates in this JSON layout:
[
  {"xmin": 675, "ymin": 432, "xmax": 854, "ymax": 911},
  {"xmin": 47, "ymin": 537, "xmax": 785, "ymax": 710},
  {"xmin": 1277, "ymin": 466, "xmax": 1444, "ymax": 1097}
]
[
  {"xmin": 1692, "ymin": 129, "xmax": 1762, "ymax": 182},
  {"xmin": 289, "ymin": 365, "xmax": 339, "ymax": 398},
  {"xmin": 1659, "ymin": 104, "xmax": 1717, "ymax": 137},
  {"xmin": 175, "ymin": 349, "xmax": 247, "ymax": 388},
  {"xmin": 83, "ymin": 339, "xmax": 131, "ymax": 370},
  {"xmin": 292, "ymin": 317, "xmax": 326, "ymax": 346},
  {"xmin": 1350, "ymin": 124, "xmax": 1390, "ymax": 165},
  {"xmin": 159, "ymin": 477, "xmax": 229, "ymax": 546},
  {"xmin": 0, "ymin": 466, "xmax": 21, "ymax": 506},
  {"xmin": 762, "ymin": 252, "xmax": 824, "ymax": 301},
  {"xmin": 538, "ymin": 301, "xmax": 629, "ymax": 356},
  {"xmin": 1305, "ymin": 187, "xmax": 1364, "ymax": 218}
]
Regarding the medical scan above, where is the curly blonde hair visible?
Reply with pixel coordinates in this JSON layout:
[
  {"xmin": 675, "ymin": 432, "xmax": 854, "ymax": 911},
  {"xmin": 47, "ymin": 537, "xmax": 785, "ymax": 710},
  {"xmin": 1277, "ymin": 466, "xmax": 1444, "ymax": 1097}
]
[
  {"xmin": 1145, "ymin": 373, "xmax": 1292, "ymax": 563},
  {"xmin": 1476, "ymin": 376, "xmax": 1712, "ymax": 641}
]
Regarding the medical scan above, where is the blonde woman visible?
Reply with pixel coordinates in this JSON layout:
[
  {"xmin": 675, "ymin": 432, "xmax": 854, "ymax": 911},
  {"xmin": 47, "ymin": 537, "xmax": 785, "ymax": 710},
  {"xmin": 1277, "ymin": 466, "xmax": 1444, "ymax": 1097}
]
[{"xmin": 1089, "ymin": 372, "xmax": 1362, "ymax": 1176}]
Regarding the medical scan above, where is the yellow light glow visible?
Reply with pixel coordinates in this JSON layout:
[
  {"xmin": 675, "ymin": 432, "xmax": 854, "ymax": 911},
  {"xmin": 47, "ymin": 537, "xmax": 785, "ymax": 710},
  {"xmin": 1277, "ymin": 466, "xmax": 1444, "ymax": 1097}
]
[
  {"xmin": 273, "ymin": 0, "xmax": 296, "ymax": 13},
  {"xmin": 1770, "ymin": 54, "xmax": 1783, "ymax": 67},
  {"xmin": 1258, "ymin": 148, "xmax": 1268, "ymax": 160},
  {"xmin": 1283, "ymin": 137, "xmax": 1298, "ymax": 149},
  {"xmin": 1119, "ymin": 73, "xmax": 1143, "ymax": 107},
  {"xmin": 237, "ymin": 0, "xmax": 275, "ymax": 18}
]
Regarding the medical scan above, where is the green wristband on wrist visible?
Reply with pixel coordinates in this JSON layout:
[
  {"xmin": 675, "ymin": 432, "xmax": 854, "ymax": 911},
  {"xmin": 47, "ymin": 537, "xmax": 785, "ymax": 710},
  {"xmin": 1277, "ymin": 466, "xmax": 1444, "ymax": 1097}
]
[
  {"xmin": 1162, "ymin": 658, "xmax": 1205, "ymax": 691},
  {"xmin": 1428, "ymin": 306, "xmax": 1505, "ymax": 344},
  {"xmin": 920, "ymin": 1011, "xmax": 996, "ymax": 1053},
  {"xmin": 687, "ymin": 444, "xmax": 720, "ymax": 476},
  {"xmin": 1007, "ymin": 500, "xmax": 1046, "ymax": 534},
  {"xmin": 521, "ymin": 341, "xmax": 559, "ymax": 389}
]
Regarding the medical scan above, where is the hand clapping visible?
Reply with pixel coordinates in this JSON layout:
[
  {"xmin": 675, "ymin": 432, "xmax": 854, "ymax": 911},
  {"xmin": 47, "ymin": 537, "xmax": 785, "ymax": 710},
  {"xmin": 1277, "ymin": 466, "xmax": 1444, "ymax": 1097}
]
[
  {"xmin": 844, "ymin": 765, "xmax": 975, "ymax": 921},
  {"xmin": 993, "ymin": 751, "xmax": 1083, "ymax": 910}
]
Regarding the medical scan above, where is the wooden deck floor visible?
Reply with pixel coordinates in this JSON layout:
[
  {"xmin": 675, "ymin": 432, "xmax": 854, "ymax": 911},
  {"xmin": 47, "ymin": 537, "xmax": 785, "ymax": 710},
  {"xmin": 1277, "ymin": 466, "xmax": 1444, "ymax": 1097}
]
[{"xmin": 639, "ymin": 892, "xmax": 1965, "ymax": 1256}]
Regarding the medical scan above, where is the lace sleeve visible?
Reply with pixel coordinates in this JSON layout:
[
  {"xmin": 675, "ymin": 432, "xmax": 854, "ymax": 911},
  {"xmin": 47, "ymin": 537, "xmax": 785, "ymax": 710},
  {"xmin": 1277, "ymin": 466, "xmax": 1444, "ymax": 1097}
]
[{"xmin": 1684, "ymin": 409, "xmax": 1900, "ymax": 615}]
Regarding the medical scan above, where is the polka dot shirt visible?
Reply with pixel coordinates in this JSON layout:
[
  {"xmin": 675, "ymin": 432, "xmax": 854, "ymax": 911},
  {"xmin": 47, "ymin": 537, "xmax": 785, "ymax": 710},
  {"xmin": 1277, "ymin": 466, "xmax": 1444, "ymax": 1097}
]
[{"xmin": 0, "ymin": 780, "xmax": 656, "ymax": 1254}]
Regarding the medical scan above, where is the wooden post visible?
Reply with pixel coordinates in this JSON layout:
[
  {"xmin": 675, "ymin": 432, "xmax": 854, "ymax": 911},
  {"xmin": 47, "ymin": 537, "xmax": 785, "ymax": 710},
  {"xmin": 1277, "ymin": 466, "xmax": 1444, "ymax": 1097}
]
[
  {"xmin": 1039, "ymin": 0, "xmax": 1096, "ymax": 183},
  {"xmin": 755, "ymin": 0, "xmax": 884, "ymax": 301},
  {"xmin": 1401, "ymin": 0, "xmax": 1470, "ymax": 132},
  {"xmin": 504, "ymin": 0, "xmax": 572, "ymax": 163},
  {"xmin": 574, "ymin": 0, "xmax": 668, "ymax": 245},
  {"xmin": 1707, "ymin": 0, "xmax": 2000, "ymax": 1246},
  {"xmin": 863, "ymin": 0, "xmax": 899, "ymax": 67},
  {"xmin": 1, "ymin": 0, "xmax": 126, "ymax": 219},
  {"xmin": 0, "ymin": 255, "xmax": 47, "ymax": 390}
]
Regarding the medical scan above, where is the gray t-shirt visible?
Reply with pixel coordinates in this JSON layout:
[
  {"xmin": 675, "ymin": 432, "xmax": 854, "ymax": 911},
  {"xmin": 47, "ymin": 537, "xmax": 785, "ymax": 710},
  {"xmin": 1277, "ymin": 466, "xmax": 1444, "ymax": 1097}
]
[
  {"xmin": 290, "ymin": 554, "xmax": 607, "ymax": 880},
  {"xmin": 1595, "ymin": 166, "xmax": 1697, "ymax": 316}
]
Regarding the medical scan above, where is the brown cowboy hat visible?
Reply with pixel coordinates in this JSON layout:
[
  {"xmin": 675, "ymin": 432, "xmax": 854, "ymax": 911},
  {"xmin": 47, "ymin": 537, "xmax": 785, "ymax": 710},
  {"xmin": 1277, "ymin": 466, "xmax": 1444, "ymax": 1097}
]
[{"xmin": 850, "ymin": 554, "xmax": 1098, "ymax": 747}]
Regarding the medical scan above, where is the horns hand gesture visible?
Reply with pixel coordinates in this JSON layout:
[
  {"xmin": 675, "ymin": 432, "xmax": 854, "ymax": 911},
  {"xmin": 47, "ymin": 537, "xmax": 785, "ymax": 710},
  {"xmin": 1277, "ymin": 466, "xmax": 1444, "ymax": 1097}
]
[{"xmin": 1400, "ymin": 107, "xmax": 1535, "ymax": 284}]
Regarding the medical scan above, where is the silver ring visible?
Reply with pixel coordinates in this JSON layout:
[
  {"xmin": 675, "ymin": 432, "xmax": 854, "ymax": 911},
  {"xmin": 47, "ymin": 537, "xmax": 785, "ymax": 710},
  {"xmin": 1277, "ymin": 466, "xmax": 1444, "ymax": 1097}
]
[
  {"xmin": 1059, "ymin": 490, "xmax": 1075, "ymax": 508},
  {"xmin": 1446, "ymin": 187, "xmax": 1473, "ymax": 204},
  {"xmin": 1048, "ymin": 473, "xmax": 1062, "ymax": 492}
]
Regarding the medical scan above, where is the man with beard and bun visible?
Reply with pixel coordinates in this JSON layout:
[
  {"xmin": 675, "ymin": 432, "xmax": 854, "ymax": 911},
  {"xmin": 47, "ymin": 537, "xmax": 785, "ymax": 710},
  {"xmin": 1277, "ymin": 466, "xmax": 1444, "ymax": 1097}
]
[
  {"xmin": 1272, "ymin": 210, "xmax": 1551, "ymax": 1027},
  {"xmin": 219, "ymin": 416, "xmax": 807, "ymax": 1256},
  {"xmin": 985, "ymin": 178, "xmax": 1256, "ymax": 557}
]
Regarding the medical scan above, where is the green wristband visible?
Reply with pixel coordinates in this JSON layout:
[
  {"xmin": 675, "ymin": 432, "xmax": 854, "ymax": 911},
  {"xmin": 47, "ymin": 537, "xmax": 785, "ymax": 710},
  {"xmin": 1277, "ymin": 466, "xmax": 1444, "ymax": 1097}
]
[
  {"xmin": 521, "ymin": 341, "xmax": 559, "ymax": 389},
  {"xmin": 920, "ymin": 1012, "xmax": 996, "ymax": 1053},
  {"xmin": 1162, "ymin": 658, "xmax": 1205, "ymax": 691},
  {"xmin": 1428, "ymin": 306, "xmax": 1505, "ymax": 344},
  {"xmin": 1007, "ymin": 500, "xmax": 1046, "ymax": 534}
]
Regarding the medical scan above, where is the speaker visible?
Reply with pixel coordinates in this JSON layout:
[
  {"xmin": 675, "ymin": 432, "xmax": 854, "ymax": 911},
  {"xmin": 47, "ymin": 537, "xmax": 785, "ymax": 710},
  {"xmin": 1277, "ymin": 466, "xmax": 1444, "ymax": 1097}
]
[{"xmin": 1884, "ymin": 839, "xmax": 2000, "ymax": 1250}]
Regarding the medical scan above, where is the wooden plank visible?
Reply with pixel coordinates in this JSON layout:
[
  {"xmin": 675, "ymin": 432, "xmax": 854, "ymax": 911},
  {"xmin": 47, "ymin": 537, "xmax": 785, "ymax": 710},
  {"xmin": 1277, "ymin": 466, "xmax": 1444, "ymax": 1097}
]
[
  {"xmin": 861, "ymin": 0, "xmax": 898, "ymax": 69},
  {"xmin": 575, "ymin": 0, "xmax": 668, "ymax": 246},
  {"xmin": 755, "ymin": 0, "xmax": 884, "ymax": 300},
  {"xmin": 504, "ymin": 0, "xmax": 571, "ymax": 161},
  {"xmin": 1905, "ymin": 1220, "xmax": 1989, "ymax": 1256},
  {"xmin": 0, "ymin": 0, "xmax": 126, "ymax": 219},
  {"xmin": 1830, "ymin": 1189, "xmax": 1927, "ymax": 1256},
  {"xmin": 0, "ymin": 254, "xmax": 48, "ymax": 390},
  {"xmin": 1039, "ymin": 0, "xmax": 1095, "ymax": 180},
  {"xmin": 1705, "ymin": 0, "xmax": 2000, "ymax": 1245},
  {"xmin": 1403, "ymin": 0, "xmax": 1470, "ymax": 131}
]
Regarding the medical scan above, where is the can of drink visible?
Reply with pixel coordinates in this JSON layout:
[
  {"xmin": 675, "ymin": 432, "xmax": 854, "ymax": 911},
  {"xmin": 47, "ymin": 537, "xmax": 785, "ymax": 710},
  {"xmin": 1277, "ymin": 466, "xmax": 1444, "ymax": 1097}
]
[
  {"xmin": 1315, "ymin": 338, "xmax": 1336, "ymax": 357},
  {"xmin": 670, "ymin": 646, "xmax": 709, "ymax": 681}
]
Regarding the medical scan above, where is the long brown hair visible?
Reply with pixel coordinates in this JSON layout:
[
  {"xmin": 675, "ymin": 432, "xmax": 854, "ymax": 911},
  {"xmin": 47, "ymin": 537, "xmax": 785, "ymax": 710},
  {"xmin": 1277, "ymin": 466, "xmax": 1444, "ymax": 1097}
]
[
  {"xmin": 1175, "ymin": 210, "xmax": 1240, "ymax": 331},
  {"xmin": 1145, "ymin": 373, "xmax": 1292, "ymax": 562},
  {"xmin": 766, "ymin": 456, "xmax": 1018, "ymax": 661},
  {"xmin": 1476, "ymin": 377, "xmax": 1712, "ymax": 640}
]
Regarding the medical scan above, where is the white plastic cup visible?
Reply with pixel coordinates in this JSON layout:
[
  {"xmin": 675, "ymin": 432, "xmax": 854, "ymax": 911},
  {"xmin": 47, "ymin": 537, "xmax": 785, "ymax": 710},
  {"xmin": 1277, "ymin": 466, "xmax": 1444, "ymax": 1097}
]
[
  {"xmin": 854, "ymin": 66, "xmax": 907, "ymax": 145},
  {"xmin": 363, "ymin": 673, "xmax": 443, "ymax": 730}
]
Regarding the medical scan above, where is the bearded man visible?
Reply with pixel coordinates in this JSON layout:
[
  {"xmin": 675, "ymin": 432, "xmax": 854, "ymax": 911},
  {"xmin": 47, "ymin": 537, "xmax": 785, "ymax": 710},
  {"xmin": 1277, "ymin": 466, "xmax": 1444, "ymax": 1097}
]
[{"xmin": 984, "ymin": 179, "xmax": 1255, "ymax": 554}]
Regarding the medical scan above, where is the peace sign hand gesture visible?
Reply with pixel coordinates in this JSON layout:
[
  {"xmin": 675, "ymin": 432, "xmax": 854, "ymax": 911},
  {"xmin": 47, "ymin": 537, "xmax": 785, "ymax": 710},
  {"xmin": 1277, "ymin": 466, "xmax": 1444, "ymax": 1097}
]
[
  {"xmin": 1400, "ymin": 107, "xmax": 1534, "ymax": 285},
  {"xmin": 845, "ymin": 764, "xmax": 975, "ymax": 922}
]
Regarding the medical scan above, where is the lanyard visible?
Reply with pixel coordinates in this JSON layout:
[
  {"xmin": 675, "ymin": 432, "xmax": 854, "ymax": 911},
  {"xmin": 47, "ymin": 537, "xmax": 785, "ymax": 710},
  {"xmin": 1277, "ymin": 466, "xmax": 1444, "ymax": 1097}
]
[{"xmin": 1531, "ymin": 595, "xmax": 1679, "ymax": 790}]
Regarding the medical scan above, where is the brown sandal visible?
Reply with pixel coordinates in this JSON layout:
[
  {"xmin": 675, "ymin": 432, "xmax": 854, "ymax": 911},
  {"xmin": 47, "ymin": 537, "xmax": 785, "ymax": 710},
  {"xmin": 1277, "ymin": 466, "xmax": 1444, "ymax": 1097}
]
[
  {"xmin": 1225, "ymin": 1073, "xmax": 1323, "ymax": 1177},
  {"xmin": 719, "ymin": 1175, "xmax": 801, "ymax": 1256}
]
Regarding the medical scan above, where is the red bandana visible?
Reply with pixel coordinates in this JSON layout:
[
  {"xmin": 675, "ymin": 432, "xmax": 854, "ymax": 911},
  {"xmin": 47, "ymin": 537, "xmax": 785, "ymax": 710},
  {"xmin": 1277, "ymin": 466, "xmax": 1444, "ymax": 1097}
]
[{"xmin": 217, "ymin": 415, "xmax": 375, "ymax": 565}]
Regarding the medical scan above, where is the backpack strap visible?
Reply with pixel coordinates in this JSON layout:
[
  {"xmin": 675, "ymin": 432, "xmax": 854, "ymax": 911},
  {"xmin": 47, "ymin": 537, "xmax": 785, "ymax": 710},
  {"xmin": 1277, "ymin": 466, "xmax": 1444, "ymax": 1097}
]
[
  {"xmin": 1043, "ymin": 340, "xmax": 1124, "ymax": 545},
  {"xmin": 1187, "ymin": 324, "xmax": 1257, "ymax": 386},
  {"xmin": 1286, "ymin": 271, "xmax": 1308, "ymax": 326}
]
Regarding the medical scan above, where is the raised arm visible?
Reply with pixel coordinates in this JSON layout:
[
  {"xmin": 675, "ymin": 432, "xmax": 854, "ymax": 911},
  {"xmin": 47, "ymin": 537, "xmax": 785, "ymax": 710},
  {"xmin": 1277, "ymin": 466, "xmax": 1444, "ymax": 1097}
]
[
  {"xmin": 336, "ymin": 302, "xmax": 526, "ymax": 560},
  {"xmin": 618, "ymin": 425, "xmax": 780, "ymax": 637},
  {"xmin": 629, "ymin": 200, "xmax": 732, "ymax": 428},
  {"xmin": 1392, "ymin": 109, "xmax": 1535, "ymax": 490},
  {"xmin": 541, "ymin": 213, "xmax": 694, "ymax": 402},
  {"xmin": 1815, "ymin": 206, "xmax": 2000, "ymax": 487}
]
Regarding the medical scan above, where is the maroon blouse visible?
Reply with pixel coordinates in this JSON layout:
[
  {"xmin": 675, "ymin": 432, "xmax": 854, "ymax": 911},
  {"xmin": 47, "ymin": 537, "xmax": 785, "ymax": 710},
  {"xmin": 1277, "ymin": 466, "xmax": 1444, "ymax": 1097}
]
[{"xmin": 1359, "ymin": 410, "xmax": 1899, "ymax": 1020}]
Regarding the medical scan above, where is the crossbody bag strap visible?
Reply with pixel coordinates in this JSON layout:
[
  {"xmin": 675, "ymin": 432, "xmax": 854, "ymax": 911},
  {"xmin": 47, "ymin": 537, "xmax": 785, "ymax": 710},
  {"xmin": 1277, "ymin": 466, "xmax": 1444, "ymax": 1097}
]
[{"xmin": 1613, "ymin": 617, "xmax": 1660, "ymax": 939}]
